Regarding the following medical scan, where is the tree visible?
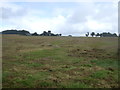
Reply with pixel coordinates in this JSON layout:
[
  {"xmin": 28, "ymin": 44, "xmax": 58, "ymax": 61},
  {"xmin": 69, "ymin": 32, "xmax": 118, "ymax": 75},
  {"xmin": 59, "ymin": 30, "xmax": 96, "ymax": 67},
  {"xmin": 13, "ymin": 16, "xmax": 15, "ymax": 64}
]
[
  {"xmin": 32, "ymin": 32, "xmax": 38, "ymax": 36},
  {"xmin": 68, "ymin": 35, "xmax": 72, "ymax": 37},
  {"xmin": 95, "ymin": 33, "xmax": 100, "ymax": 37},
  {"xmin": 2, "ymin": 29, "xmax": 31, "ymax": 36},
  {"xmin": 43, "ymin": 31, "xmax": 47, "ymax": 36},
  {"xmin": 59, "ymin": 34, "xmax": 62, "ymax": 36},
  {"xmin": 48, "ymin": 30, "xmax": 51, "ymax": 33},
  {"xmin": 91, "ymin": 32, "xmax": 95, "ymax": 37},
  {"xmin": 99, "ymin": 32, "xmax": 118, "ymax": 37},
  {"xmin": 85, "ymin": 32, "xmax": 89, "ymax": 37},
  {"xmin": 48, "ymin": 30, "xmax": 51, "ymax": 36},
  {"xmin": 19, "ymin": 30, "xmax": 31, "ymax": 35},
  {"xmin": 85, "ymin": 34, "xmax": 88, "ymax": 37},
  {"xmin": 56, "ymin": 34, "xmax": 59, "ymax": 36},
  {"xmin": 87, "ymin": 32, "xmax": 89, "ymax": 36},
  {"xmin": 99, "ymin": 33, "xmax": 102, "ymax": 37},
  {"xmin": 113, "ymin": 33, "xmax": 117, "ymax": 37}
]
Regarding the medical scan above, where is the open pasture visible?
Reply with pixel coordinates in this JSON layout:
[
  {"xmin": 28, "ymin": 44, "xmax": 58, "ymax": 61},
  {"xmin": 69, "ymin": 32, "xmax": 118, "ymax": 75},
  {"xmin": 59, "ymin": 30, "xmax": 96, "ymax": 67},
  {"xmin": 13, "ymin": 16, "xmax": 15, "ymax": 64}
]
[{"xmin": 2, "ymin": 35, "xmax": 119, "ymax": 88}]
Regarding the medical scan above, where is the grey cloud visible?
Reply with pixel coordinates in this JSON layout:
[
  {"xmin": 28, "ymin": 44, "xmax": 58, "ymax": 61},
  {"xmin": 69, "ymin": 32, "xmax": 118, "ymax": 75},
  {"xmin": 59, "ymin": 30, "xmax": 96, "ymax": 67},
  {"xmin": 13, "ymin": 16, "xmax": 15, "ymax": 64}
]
[
  {"xmin": 66, "ymin": 3, "xmax": 95, "ymax": 24},
  {"xmin": 91, "ymin": 3, "xmax": 118, "ymax": 23},
  {"xmin": 0, "ymin": 7, "xmax": 27, "ymax": 19},
  {"xmin": 1, "ymin": 2, "xmax": 118, "ymax": 36},
  {"xmin": 57, "ymin": 2, "xmax": 118, "ymax": 36},
  {"xmin": 57, "ymin": 22, "xmax": 87, "ymax": 36}
]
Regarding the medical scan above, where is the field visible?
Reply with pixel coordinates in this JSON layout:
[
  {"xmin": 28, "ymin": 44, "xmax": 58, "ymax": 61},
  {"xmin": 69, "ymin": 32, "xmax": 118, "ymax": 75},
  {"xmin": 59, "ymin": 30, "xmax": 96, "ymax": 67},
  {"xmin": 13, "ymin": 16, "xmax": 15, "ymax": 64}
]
[{"xmin": 2, "ymin": 35, "xmax": 119, "ymax": 88}]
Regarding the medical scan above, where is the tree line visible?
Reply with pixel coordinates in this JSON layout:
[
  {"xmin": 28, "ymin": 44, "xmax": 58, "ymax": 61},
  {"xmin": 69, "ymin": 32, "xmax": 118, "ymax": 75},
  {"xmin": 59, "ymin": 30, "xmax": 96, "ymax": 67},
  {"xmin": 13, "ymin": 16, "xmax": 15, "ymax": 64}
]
[
  {"xmin": 1, "ymin": 30, "xmax": 30, "ymax": 36},
  {"xmin": 32, "ymin": 31, "xmax": 62, "ymax": 36},
  {"xmin": 85, "ymin": 32, "xmax": 119, "ymax": 37},
  {"xmin": 1, "ymin": 29, "xmax": 119, "ymax": 37},
  {"xmin": 1, "ymin": 30, "xmax": 62, "ymax": 36}
]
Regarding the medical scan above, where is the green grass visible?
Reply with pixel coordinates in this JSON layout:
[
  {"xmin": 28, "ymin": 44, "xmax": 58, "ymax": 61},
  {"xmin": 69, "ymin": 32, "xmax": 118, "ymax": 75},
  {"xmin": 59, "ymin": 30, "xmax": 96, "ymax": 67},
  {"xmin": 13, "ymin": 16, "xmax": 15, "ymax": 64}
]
[
  {"xmin": 91, "ymin": 70, "xmax": 109, "ymax": 79},
  {"xmin": 36, "ymin": 81, "xmax": 55, "ymax": 88},
  {"xmin": 25, "ymin": 62, "xmax": 43, "ymax": 67},
  {"xmin": 2, "ymin": 35, "xmax": 119, "ymax": 88},
  {"xmin": 61, "ymin": 82, "xmax": 90, "ymax": 88},
  {"xmin": 90, "ymin": 59, "xmax": 118, "ymax": 68},
  {"xmin": 21, "ymin": 48, "xmax": 63, "ymax": 60}
]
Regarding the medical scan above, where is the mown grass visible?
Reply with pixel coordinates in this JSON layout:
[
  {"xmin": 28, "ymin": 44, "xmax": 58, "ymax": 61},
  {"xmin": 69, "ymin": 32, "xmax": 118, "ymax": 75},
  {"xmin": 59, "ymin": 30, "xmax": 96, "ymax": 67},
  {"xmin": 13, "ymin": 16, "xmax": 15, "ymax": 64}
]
[{"xmin": 2, "ymin": 35, "xmax": 119, "ymax": 88}]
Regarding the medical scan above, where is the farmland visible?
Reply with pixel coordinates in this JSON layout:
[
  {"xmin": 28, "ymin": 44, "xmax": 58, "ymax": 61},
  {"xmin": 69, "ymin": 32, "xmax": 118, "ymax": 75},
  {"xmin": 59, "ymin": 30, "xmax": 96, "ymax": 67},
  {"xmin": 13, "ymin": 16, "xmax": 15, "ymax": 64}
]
[{"xmin": 2, "ymin": 35, "xmax": 119, "ymax": 88}]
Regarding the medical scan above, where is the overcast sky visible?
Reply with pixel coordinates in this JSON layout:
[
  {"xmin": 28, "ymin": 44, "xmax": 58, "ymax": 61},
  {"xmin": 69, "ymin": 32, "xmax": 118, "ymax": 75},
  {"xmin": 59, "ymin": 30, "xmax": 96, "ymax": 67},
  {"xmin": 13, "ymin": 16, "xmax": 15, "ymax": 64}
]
[{"xmin": 0, "ymin": 1, "xmax": 118, "ymax": 36}]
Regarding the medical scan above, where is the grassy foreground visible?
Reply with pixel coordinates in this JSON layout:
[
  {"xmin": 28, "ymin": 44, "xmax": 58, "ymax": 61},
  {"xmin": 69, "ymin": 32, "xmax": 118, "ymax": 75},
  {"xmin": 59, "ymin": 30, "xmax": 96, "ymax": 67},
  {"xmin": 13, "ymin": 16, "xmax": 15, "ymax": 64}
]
[{"xmin": 2, "ymin": 35, "xmax": 119, "ymax": 88}]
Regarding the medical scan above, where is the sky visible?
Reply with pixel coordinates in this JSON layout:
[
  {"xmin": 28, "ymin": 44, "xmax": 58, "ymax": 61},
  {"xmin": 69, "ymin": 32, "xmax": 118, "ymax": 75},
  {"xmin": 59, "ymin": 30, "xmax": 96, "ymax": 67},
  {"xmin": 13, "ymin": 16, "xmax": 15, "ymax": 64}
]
[{"xmin": 0, "ymin": 0, "xmax": 118, "ymax": 36}]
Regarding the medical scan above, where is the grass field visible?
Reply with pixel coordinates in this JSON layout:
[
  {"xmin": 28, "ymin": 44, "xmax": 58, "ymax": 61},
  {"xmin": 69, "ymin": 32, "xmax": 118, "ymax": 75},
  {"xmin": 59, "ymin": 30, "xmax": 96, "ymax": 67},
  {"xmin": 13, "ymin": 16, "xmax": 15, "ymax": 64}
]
[{"xmin": 2, "ymin": 35, "xmax": 119, "ymax": 88}]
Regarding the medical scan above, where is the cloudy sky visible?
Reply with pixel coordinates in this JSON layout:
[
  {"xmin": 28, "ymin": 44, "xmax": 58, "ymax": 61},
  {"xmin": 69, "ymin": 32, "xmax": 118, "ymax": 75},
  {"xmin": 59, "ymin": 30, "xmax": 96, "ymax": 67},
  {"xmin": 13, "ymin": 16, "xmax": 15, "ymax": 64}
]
[{"xmin": 0, "ymin": 0, "xmax": 118, "ymax": 36}]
